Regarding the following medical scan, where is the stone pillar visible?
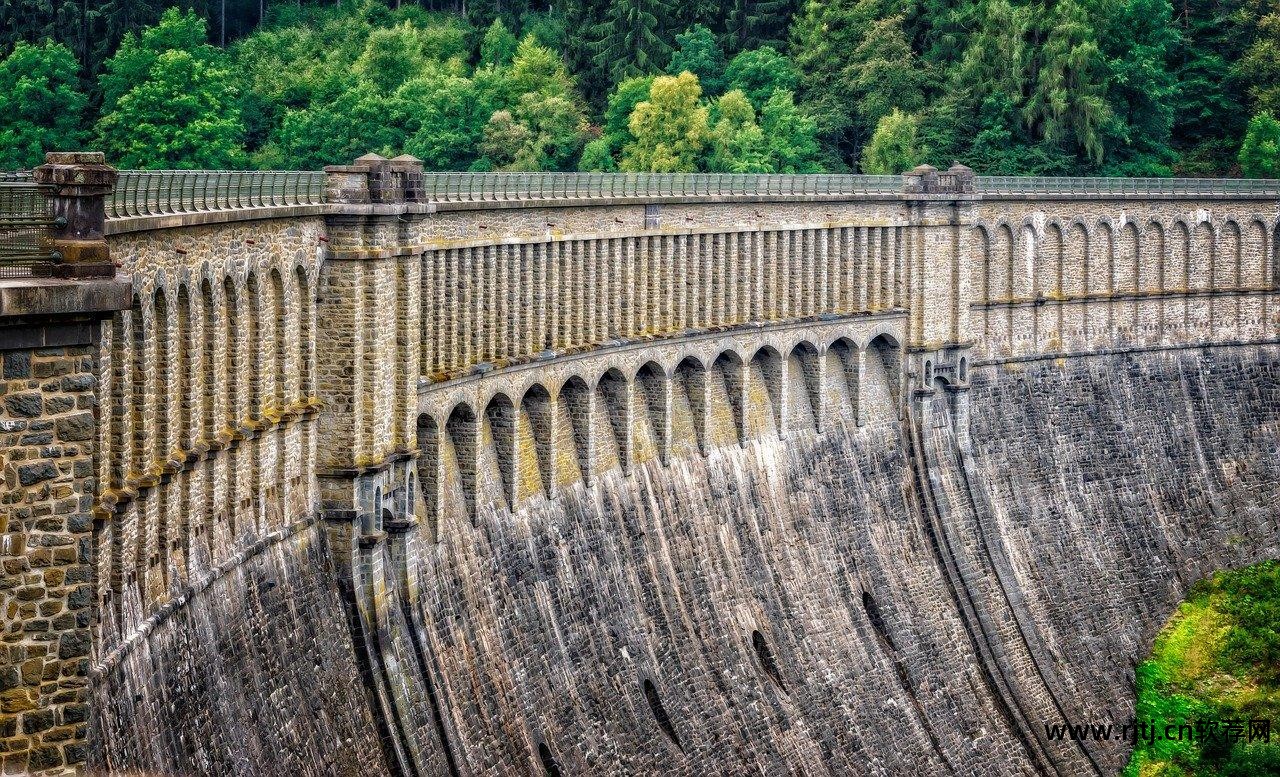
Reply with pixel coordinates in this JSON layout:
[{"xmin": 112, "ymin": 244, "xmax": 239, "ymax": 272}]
[
  {"xmin": 32, "ymin": 153, "xmax": 117, "ymax": 278},
  {"xmin": 2, "ymin": 151, "xmax": 128, "ymax": 775}
]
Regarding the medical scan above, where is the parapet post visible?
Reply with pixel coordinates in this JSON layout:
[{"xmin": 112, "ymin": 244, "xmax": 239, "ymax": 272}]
[
  {"xmin": 32, "ymin": 151, "xmax": 118, "ymax": 278},
  {"xmin": 901, "ymin": 162, "xmax": 979, "ymax": 406},
  {"xmin": 2, "ymin": 152, "xmax": 128, "ymax": 774}
]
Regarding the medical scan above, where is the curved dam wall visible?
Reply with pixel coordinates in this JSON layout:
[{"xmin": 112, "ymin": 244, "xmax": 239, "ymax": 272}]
[
  {"xmin": 6, "ymin": 159, "xmax": 1279, "ymax": 773},
  {"xmin": 89, "ymin": 342, "xmax": 1280, "ymax": 775}
]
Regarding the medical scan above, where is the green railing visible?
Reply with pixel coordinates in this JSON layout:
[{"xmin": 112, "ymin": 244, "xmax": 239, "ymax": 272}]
[
  {"xmin": 107, "ymin": 170, "xmax": 326, "ymax": 219},
  {"xmin": 416, "ymin": 172, "xmax": 905, "ymax": 201},
  {"xmin": 69, "ymin": 169, "xmax": 1280, "ymax": 221},
  {"xmin": 0, "ymin": 181, "xmax": 60, "ymax": 278},
  {"xmin": 978, "ymin": 176, "xmax": 1280, "ymax": 197}
]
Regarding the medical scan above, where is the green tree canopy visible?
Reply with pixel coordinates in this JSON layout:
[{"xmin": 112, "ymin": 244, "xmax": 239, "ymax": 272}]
[
  {"xmin": 761, "ymin": 90, "xmax": 822, "ymax": 171},
  {"xmin": 356, "ymin": 23, "xmax": 427, "ymax": 93},
  {"xmin": 724, "ymin": 46, "xmax": 798, "ymax": 108},
  {"xmin": 707, "ymin": 89, "xmax": 770, "ymax": 171},
  {"xmin": 480, "ymin": 19, "xmax": 519, "ymax": 67},
  {"xmin": 621, "ymin": 71, "xmax": 710, "ymax": 171},
  {"xmin": 591, "ymin": 0, "xmax": 674, "ymax": 86},
  {"xmin": 0, "ymin": 41, "xmax": 86, "ymax": 169},
  {"xmin": 668, "ymin": 25, "xmax": 728, "ymax": 95},
  {"xmin": 860, "ymin": 108, "xmax": 921, "ymax": 173},
  {"xmin": 1239, "ymin": 113, "xmax": 1280, "ymax": 177}
]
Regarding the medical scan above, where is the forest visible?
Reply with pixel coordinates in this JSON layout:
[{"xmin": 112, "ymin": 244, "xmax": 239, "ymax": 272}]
[{"xmin": 0, "ymin": 0, "xmax": 1277, "ymax": 176}]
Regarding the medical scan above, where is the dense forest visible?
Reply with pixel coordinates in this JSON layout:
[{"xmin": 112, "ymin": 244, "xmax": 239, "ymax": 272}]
[{"xmin": 0, "ymin": 0, "xmax": 1277, "ymax": 175}]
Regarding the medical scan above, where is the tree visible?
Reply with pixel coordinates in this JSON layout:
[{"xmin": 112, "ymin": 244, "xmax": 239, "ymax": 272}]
[
  {"xmin": 1241, "ymin": 10, "xmax": 1280, "ymax": 116},
  {"xmin": 724, "ymin": 46, "xmax": 798, "ymax": 108},
  {"xmin": 480, "ymin": 19, "xmax": 519, "ymax": 67},
  {"xmin": 707, "ymin": 90, "xmax": 770, "ymax": 171},
  {"xmin": 603, "ymin": 75, "xmax": 656, "ymax": 151},
  {"xmin": 399, "ymin": 75, "xmax": 490, "ymax": 170},
  {"xmin": 621, "ymin": 71, "xmax": 710, "ymax": 171},
  {"xmin": 578, "ymin": 137, "xmax": 618, "ymax": 170},
  {"xmin": 669, "ymin": 25, "xmax": 727, "ymax": 95},
  {"xmin": 1096, "ymin": 0, "xmax": 1179, "ymax": 176},
  {"xmin": 0, "ymin": 41, "xmax": 86, "ymax": 169},
  {"xmin": 723, "ymin": 0, "xmax": 798, "ymax": 52},
  {"xmin": 270, "ymin": 84, "xmax": 399, "ymax": 170},
  {"xmin": 860, "ymin": 108, "xmax": 921, "ymax": 174},
  {"xmin": 1239, "ymin": 113, "xmax": 1280, "ymax": 177},
  {"xmin": 96, "ymin": 10, "xmax": 245, "ymax": 168},
  {"xmin": 356, "ymin": 23, "xmax": 426, "ymax": 93},
  {"xmin": 591, "ymin": 0, "xmax": 674, "ymax": 85},
  {"xmin": 760, "ymin": 90, "xmax": 822, "ymax": 171}
]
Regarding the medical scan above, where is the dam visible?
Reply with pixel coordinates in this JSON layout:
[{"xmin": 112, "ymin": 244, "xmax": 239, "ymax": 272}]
[{"xmin": 1, "ymin": 154, "xmax": 1278, "ymax": 775}]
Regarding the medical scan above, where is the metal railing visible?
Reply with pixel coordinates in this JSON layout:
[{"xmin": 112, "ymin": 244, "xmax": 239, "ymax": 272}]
[
  {"xmin": 977, "ymin": 176, "xmax": 1280, "ymax": 197},
  {"xmin": 417, "ymin": 172, "xmax": 905, "ymax": 202},
  {"xmin": 107, "ymin": 170, "xmax": 326, "ymax": 219},
  {"xmin": 0, "ymin": 181, "xmax": 60, "ymax": 278}
]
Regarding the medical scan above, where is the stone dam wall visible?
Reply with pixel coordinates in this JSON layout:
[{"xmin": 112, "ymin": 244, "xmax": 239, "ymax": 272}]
[
  {"xmin": 87, "ymin": 343, "xmax": 1280, "ymax": 775},
  {"xmin": 2, "ymin": 158, "xmax": 1278, "ymax": 774}
]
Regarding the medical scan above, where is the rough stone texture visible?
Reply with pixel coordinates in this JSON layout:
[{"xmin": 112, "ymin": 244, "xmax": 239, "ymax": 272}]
[{"xmin": 1, "ymin": 343, "xmax": 98, "ymax": 776}]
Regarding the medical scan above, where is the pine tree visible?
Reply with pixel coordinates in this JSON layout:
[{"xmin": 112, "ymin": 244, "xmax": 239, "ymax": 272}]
[{"xmin": 590, "ymin": 0, "xmax": 674, "ymax": 86}]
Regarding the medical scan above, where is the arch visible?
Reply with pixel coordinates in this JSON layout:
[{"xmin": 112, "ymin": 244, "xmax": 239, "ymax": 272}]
[
  {"xmin": 446, "ymin": 403, "xmax": 479, "ymax": 521},
  {"xmin": 1191, "ymin": 221, "xmax": 1213, "ymax": 291},
  {"xmin": 199, "ymin": 279, "xmax": 216, "ymax": 441},
  {"xmin": 634, "ymin": 361, "xmax": 669, "ymax": 465},
  {"xmin": 826, "ymin": 337, "xmax": 860, "ymax": 427},
  {"xmin": 1037, "ymin": 222, "xmax": 1064, "ymax": 298},
  {"xmin": 672, "ymin": 356, "xmax": 707, "ymax": 455},
  {"xmin": 1015, "ymin": 223, "xmax": 1036, "ymax": 299},
  {"xmin": 245, "ymin": 272, "xmax": 262, "ymax": 421},
  {"xmin": 995, "ymin": 223, "xmax": 1014, "ymax": 302},
  {"xmin": 175, "ymin": 284, "xmax": 192, "ymax": 452},
  {"xmin": 223, "ymin": 278, "xmax": 240, "ymax": 426},
  {"xmin": 749, "ymin": 346, "xmax": 783, "ymax": 435},
  {"xmin": 270, "ymin": 269, "xmax": 287, "ymax": 405},
  {"xmin": 559, "ymin": 375, "xmax": 593, "ymax": 485},
  {"xmin": 1091, "ymin": 221, "xmax": 1113, "ymax": 295},
  {"xmin": 786, "ymin": 341, "xmax": 821, "ymax": 432},
  {"xmin": 1273, "ymin": 223, "xmax": 1280, "ymax": 288},
  {"xmin": 1116, "ymin": 223, "xmax": 1139, "ymax": 293},
  {"xmin": 1219, "ymin": 220, "xmax": 1242, "ymax": 288},
  {"xmin": 712, "ymin": 350, "xmax": 746, "ymax": 446},
  {"xmin": 1064, "ymin": 222, "xmax": 1088, "ymax": 298},
  {"xmin": 1141, "ymin": 221, "xmax": 1165, "ymax": 293},
  {"xmin": 295, "ymin": 266, "xmax": 313, "ymax": 398},
  {"xmin": 152, "ymin": 287, "xmax": 171, "ymax": 463},
  {"xmin": 110, "ymin": 308, "xmax": 130, "ymax": 488},
  {"xmin": 1168, "ymin": 221, "xmax": 1190, "ymax": 292},
  {"xmin": 483, "ymin": 393, "xmax": 517, "ymax": 509},
  {"xmin": 975, "ymin": 225, "xmax": 993, "ymax": 305},
  {"xmin": 365, "ymin": 487, "xmax": 382, "ymax": 535},
  {"xmin": 595, "ymin": 368, "xmax": 631, "ymax": 473},
  {"xmin": 1243, "ymin": 220, "xmax": 1268, "ymax": 287},
  {"xmin": 863, "ymin": 334, "xmax": 901, "ymax": 420},
  {"xmin": 416, "ymin": 414, "xmax": 441, "ymax": 541},
  {"xmin": 520, "ymin": 383, "xmax": 555, "ymax": 498}
]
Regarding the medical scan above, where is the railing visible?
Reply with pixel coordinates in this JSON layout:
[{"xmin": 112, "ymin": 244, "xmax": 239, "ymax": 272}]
[
  {"xmin": 31, "ymin": 169, "xmax": 1276, "ymax": 221},
  {"xmin": 107, "ymin": 170, "xmax": 326, "ymax": 219},
  {"xmin": 417, "ymin": 172, "xmax": 905, "ymax": 202},
  {"xmin": 0, "ymin": 181, "xmax": 60, "ymax": 278},
  {"xmin": 977, "ymin": 176, "xmax": 1280, "ymax": 197}
]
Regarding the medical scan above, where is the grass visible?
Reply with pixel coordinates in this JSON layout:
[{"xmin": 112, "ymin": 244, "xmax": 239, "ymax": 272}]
[{"xmin": 1124, "ymin": 560, "xmax": 1280, "ymax": 777}]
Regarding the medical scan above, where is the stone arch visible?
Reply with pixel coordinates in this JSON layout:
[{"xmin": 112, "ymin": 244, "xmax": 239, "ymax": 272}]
[
  {"xmin": 416, "ymin": 414, "xmax": 441, "ymax": 540},
  {"xmin": 595, "ymin": 367, "xmax": 631, "ymax": 474},
  {"xmin": 1273, "ymin": 222, "xmax": 1280, "ymax": 287},
  {"xmin": 223, "ymin": 277, "xmax": 240, "ymax": 426},
  {"xmin": 1244, "ymin": 220, "xmax": 1268, "ymax": 287},
  {"xmin": 1141, "ymin": 221, "xmax": 1165, "ymax": 293},
  {"xmin": 446, "ymin": 403, "xmax": 479, "ymax": 521},
  {"xmin": 1116, "ymin": 222, "xmax": 1139, "ymax": 294},
  {"xmin": 786, "ymin": 341, "xmax": 822, "ymax": 433},
  {"xmin": 634, "ymin": 361, "xmax": 669, "ymax": 465},
  {"xmin": 672, "ymin": 356, "xmax": 708, "ymax": 456},
  {"xmin": 245, "ymin": 272, "xmax": 262, "ymax": 421},
  {"xmin": 1191, "ymin": 221, "xmax": 1213, "ymax": 291},
  {"xmin": 1038, "ymin": 222, "xmax": 1064, "ymax": 298},
  {"xmin": 1091, "ymin": 220, "xmax": 1114, "ymax": 295},
  {"xmin": 559, "ymin": 375, "xmax": 593, "ymax": 485},
  {"xmin": 175, "ymin": 284, "xmax": 192, "ymax": 452},
  {"xmin": 1219, "ymin": 220, "xmax": 1242, "ymax": 287},
  {"xmin": 152, "ymin": 287, "xmax": 171, "ymax": 463},
  {"xmin": 749, "ymin": 345, "xmax": 783, "ymax": 436},
  {"xmin": 1064, "ymin": 221, "xmax": 1088, "ymax": 298},
  {"xmin": 270, "ymin": 268, "xmax": 287, "ymax": 405},
  {"xmin": 826, "ymin": 337, "xmax": 861, "ymax": 427},
  {"xmin": 712, "ymin": 350, "xmax": 746, "ymax": 446},
  {"xmin": 864, "ymin": 333, "xmax": 901, "ymax": 419},
  {"xmin": 1169, "ymin": 221, "xmax": 1191, "ymax": 291},
  {"xmin": 975, "ymin": 225, "xmax": 993, "ymax": 305},
  {"xmin": 295, "ymin": 266, "xmax": 313, "ymax": 399},
  {"xmin": 483, "ymin": 393, "xmax": 517, "ymax": 510},
  {"xmin": 520, "ymin": 383, "xmax": 555, "ymax": 498},
  {"xmin": 995, "ymin": 223, "xmax": 1014, "ymax": 302},
  {"xmin": 199, "ymin": 279, "xmax": 216, "ymax": 442},
  {"xmin": 1015, "ymin": 222, "xmax": 1036, "ymax": 299}
]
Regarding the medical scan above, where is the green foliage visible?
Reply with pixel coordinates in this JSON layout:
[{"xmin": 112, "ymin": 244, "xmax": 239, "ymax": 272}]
[
  {"xmin": 399, "ymin": 74, "xmax": 490, "ymax": 170},
  {"xmin": 760, "ymin": 90, "xmax": 822, "ymax": 171},
  {"xmin": 1239, "ymin": 114, "xmax": 1280, "ymax": 178},
  {"xmin": 0, "ymin": 41, "xmax": 86, "ymax": 169},
  {"xmin": 600, "ymin": 75, "xmax": 657, "ymax": 157},
  {"xmin": 1125, "ymin": 560, "xmax": 1280, "ymax": 776},
  {"xmin": 860, "ymin": 108, "xmax": 920, "ymax": 174},
  {"xmin": 669, "ymin": 25, "xmax": 727, "ymax": 96},
  {"xmin": 621, "ymin": 71, "xmax": 709, "ymax": 171},
  {"xmin": 707, "ymin": 90, "xmax": 770, "ymax": 172},
  {"xmin": 357, "ymin": 23, "xmax": 427, "ymax": 93},
  {"xmin": 1241, "ymin": 11, "xmax": 1280, "ymax": 117},
  {"xmin": 481, "ymin": 19, "xmax": 519, "ymax": 67},
  {"xmin": 724, "ymin": 46, "xmax": 797, "ymax": 109},
  {"xmin": 96, "ymin": 10, "xmax": 244, "ymax": 169},
  {"xmin": 578, "ymin": 136, "xmax": 618, "ymax": 170},
  {"xmin": 591, "ymin": 0, "xmax": 673, "ymax": 86}
]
